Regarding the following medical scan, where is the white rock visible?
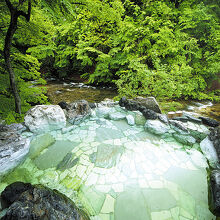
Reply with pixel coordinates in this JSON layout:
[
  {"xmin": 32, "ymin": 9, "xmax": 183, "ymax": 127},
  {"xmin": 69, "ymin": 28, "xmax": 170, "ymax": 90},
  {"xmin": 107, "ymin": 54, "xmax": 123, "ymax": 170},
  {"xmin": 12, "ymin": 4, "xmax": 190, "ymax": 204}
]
[
  {"xmin": 200, "ymin": 137, "xmax": 219, "ymax": 168},
  {"xmin": 109, "ymin": 112, "xmax": 126, "ymax": 121},
  {"xmin": 24, "ymin": 105, "xmax": 66, "ymax": 133},
  {"xmin": 144, "ymin": 120, "xmax": 170, "ymax": 135},
  {"xmin": 126, "ymin": 115, "xmax": 135, "ymax": 126},
  {"xmin": 95, "ymin": 107, "xmax": 113, "ymax": 118}
]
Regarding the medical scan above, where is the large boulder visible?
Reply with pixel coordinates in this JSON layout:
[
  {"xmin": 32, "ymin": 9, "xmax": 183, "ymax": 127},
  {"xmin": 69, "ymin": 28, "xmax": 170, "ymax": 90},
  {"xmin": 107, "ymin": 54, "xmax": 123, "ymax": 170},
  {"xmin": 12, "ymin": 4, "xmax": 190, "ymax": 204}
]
[
  {"xmin": 66, "ymin": 100, "xmax": 91, "ymax": 124},
  {"xmin": 134, "ymin": 96, "xmax": 162, "ymax": 113},
  {"xmin": 209, "ymin": 170, "xmax": 220, "ymax": 216},
  {"xmin": 0, "ymin": 124, "xmax": 30, "ymax": 178},
  {"xmin": 24, "ymin": 105, "xmax": 66, "ymax": 133},
  {"xmin": 0, "ymin": 182, "xmax": 90, "ymax": 220},
  {"xmin": 200, "ymin": 137, "xmax": 219, "ymax": 168},
  {"xmin": 199, "ymin": 116, "xmax": 219, "ymax": 127},
  {"xmin": 209, "ymin": 126, "xmax": 220, "ymax": 156},
  {"xmin": 144, "ymin": 120, "xmax": 170, "ymax": 135}
]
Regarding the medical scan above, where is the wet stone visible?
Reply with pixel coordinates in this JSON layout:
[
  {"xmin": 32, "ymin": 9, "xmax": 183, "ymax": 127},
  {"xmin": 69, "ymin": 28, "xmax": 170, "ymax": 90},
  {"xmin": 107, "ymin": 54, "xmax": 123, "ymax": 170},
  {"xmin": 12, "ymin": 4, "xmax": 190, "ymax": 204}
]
[
  {"xmin": 33, "ymin": 140, "xmax": 79, "ymax": 170},
  {"xmin": 94, "ymin": 144, "xmax": 124, "ymax": 169},
  {"xmin": 57, "ymin": 152, "xmax": 79, "ymax": 171}
]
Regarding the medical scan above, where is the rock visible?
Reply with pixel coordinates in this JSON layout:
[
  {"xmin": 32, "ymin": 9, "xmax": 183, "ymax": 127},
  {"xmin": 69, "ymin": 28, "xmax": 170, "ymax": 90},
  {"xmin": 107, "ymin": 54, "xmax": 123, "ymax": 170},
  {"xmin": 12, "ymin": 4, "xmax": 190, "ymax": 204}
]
[
  {"xmin": 89, "ymin": 102, "xmax": 96, "ymax": 109},
  {"xmin": 94, "ymin": 144, "xmax": 124, "ymax": 168},
  {"xmin": 6, "ymin": 123, "xmax": 27, "ymax": 133},
  {"xmin": 184, "ymin": 113, "xmax": 202, "ymax": 124},
  {"xmin": 96, "ymin": 107, "xmax": 113, "ymax": 118},
  {"xmin": 109, "ymin": 112, "xmax": 126, "ymax": 121},
  {"xmin": 200, "ymin": 137, "xmax": 219, "ymax": 168},
  {"xmin": 172, "ymin": 116, "xmax": 188, "ymax": 122},
  {"xmin": 142, "ymin": 108, "xmax": 158, "ymax": 120},
  {"xmin": 126, "ymin": 115, "xmax": 135, "ymax": 126},
  {"xmin": 144, "ymin": 120, "xmax": 170, "ymax": 135},
  {"xmin": 24, "ymin": 105, "xmax": 66, "ymax": 133},
  {"xmin": 209, "ymin": 126, "xmax": 220, "ymax": 158},
  {"xmin": 0, "ymin": 182, "xmax": 90, "ymax": 220},
  {"xmin": 199, "ymin": 116, "xmax": 219, "ymax": 127},
  {"xmin": 58, "ymin": 101, "xmax": 68, "ymax": 109},
  {"xmin": 158, "ymin": 114, "xmax": 169, "ymax": 124},
  {"xmin": 209, "ymin": 170, "xmax": 220, "ymax": 216},
  {"xmin": 100, "ymin": 99, "xmax": 116, "ymax": 107},
  {"xmin": 57, "ymin": 152, "xmax": 79, "ymax": 171},
  {"xmin": 66, "ymin": 100, "xmax": 91, "ymax": 124},
  {"xmin": 0, "ymin": 125, "xmax": 30, "ymax": 178},
  {"xmin": 134, "ymin": 112, "xmax": 146, "ymax": 126},
  {"xmin": 29, "ymin": 133, "xmax": 55, "ymax": 159},
  {"xmin": 124, "ymin": 100, "xmax": 139, "ymax": 111},
  {"xmin": 119, "ymin": 97, "xmax": 128, "ymax": 107},
  {"xmin": 169, "ymin": 120, "xmax": 189, "ymax": 135},
  {"xmin": 173, "ymin": 133, "xmax": 196, "ymax": 146},
  {"xmin": 134, "ymin": 96, "xmax": 162, "ymax": 113}
]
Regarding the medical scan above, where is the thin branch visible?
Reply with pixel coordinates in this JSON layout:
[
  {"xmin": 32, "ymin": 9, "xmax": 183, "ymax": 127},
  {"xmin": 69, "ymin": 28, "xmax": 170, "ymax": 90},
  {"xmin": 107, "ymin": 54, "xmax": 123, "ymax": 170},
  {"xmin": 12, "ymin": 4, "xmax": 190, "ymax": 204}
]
[
  {"xmin": 17, "ymin": 0, "xmax": 31, "ymax": 21},
  {"xmin": 5, "ymin": 0, "xmax": 14, "ymax": 13}
]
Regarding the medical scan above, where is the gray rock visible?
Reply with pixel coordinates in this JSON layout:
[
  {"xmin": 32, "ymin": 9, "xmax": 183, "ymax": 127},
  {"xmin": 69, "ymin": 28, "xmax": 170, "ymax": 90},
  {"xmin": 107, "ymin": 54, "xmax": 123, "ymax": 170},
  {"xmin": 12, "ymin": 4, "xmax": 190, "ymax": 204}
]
[
  {"xmin": 158, "ymin": 114, "xmax": 169, "ymax": 124},
  {"xmin": 199, "ymin": 116, "xmax": 220, "ymax": 127},
  {"xmin": 0, "ymin": 125, "xmax": 30, "ymax": 178},
  {"xmin": 134, "ymin": 96, "xmax": 162, "ymax": 113},
  {"xmin": 209, "ymin": 126, "xmax": 220, "ymax": 153},
  {"xmin": 66, "ymin": 100, "xmax": 91, "ymax": 124},
  {"xmin": 200, "ymin": 137, "xmax": 219, "ymax": 168},
  {"xmin": 126, "ymin": 115, "xmax": 135, "ymax": 126},
  {"xmin": 96, "ymin": 106, "xmax": 113, "ymax": 118},
  {"xmin": 169, "ymin": 120, "xmax": 189, "ymax": 135},
  {"xmin": 142, "ymin": 109, "xmax": 158, "ymax": 120},
  {"xmin": 0, "ymin": 182, "xmax": 90, "ymax": 220},
  {"xmin": 57, "ymin": 152, "xmax": 79, "ymax": 171},
  {"xmin": 24, "ymin": 105, "xmax": 66, "ymax": 133},
  {"xmin": 209, "ymin": 170, "xmax": 220, "ymax": 216},
  {"xmin": 144, "ymin": 120, "xmax": 170, "ymax": 135},
  {"xmin": 109, "ymin": 112, "xmax": 126, "ymax": 121},
  {"xmin": 184, "ymin": 113, "xmax": 202, "ymax": 123},
  {"xmin": 173, "ymin": 133, "xmax": 196, "ymax": 146}
]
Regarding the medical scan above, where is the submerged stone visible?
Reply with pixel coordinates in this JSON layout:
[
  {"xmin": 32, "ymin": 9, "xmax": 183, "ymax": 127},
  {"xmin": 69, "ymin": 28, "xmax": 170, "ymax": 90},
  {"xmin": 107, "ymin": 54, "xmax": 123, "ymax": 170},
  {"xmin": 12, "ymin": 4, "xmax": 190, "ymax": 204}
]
[
  {"xmin": 173, "ymin": 133, "xmax": 196, "ymax": 146},
  {"xmin": 29, "ymin": 133, "xmax": 55, "ymax": 159},
  {"xmin": 57, "ymin": 152, "xmax": 79, "ymax": 171},
  {"xmin": 95, "ymin": 144, "xmax": 124, "ymax": 168},
  {"xmin": 109, "ymin": 112, "xmax": 126, "ymax": 121},
  {"xmin": 33, "ymin": 140, "xmax": 79, "ymax": 170},
  {"xmin": 115, "ymin": 189, "xmax": 151, "ymax": 220}
]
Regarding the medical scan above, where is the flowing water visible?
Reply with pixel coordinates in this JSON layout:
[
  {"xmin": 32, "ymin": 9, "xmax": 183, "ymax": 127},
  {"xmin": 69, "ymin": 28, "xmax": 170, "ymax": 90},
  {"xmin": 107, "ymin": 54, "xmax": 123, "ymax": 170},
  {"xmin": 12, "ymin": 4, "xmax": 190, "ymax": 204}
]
[
  {"xmin": 45, "ymin": 81, "xmax": 220, "ymax": 122},
  {"xmin": 0, "ymin": 105, "xmax": 216, "ymax": 220}
]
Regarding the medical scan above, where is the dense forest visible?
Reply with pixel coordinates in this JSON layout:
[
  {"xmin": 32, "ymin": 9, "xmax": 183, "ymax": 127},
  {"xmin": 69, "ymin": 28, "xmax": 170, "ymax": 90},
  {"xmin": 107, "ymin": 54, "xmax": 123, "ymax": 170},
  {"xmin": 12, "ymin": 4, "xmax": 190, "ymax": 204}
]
[{"xmin": 0, "ymin": 0, "xmax": 219, "ymax": 123}]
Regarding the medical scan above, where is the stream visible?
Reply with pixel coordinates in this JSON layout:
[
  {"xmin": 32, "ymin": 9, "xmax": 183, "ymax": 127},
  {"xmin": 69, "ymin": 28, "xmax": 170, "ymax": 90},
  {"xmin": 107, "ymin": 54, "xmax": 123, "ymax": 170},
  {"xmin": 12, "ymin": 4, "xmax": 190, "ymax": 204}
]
[{"xmin": 45, "ymin": 80, "xmax": 220, "ymax": 122}]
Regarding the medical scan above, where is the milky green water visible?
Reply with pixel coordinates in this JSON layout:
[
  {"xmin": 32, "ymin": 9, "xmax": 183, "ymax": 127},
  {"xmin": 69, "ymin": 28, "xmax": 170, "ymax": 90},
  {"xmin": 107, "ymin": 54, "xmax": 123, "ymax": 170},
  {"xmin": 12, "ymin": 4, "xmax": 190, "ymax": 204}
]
[{"xmin": 0, "ymin": 109, "xmax": 215, "ymax": 220}]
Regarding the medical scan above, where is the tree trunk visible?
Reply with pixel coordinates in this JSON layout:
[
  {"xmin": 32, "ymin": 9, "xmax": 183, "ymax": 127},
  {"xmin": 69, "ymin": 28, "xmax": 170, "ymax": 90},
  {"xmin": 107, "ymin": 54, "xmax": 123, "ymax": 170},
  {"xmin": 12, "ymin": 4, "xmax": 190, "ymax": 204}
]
[
  {"xmin": 4, "ymin": 10, "xmax": 21, "ymax": 114},
  {"xmin": 4, "ymin": 0, "xmax": 31, "ymax": 114}
]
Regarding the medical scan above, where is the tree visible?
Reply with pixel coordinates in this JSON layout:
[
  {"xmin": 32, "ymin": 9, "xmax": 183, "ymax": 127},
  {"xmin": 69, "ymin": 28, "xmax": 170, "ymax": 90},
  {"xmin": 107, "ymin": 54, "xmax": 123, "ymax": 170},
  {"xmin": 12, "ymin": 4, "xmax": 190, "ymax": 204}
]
[{"xmin": 4, "ymin": 0, "xmax": 31, "ymax": 114}]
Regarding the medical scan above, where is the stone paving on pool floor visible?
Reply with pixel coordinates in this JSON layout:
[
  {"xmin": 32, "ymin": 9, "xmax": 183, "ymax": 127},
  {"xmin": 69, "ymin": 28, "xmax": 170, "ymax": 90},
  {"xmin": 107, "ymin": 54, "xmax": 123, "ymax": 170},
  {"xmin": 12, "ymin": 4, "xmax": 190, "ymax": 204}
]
[{"xmin": 0, "ymin": 106, "xmax": 215, "ymax": 220}]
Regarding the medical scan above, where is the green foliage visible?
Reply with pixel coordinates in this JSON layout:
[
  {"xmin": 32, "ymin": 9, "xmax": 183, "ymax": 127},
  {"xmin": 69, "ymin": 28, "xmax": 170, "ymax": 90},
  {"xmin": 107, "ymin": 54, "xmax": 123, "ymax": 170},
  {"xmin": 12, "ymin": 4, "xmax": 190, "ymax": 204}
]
[
  {"xmin": 0, "ymin": 1, "xmax": 51, "ymax": 123},
  {"xmin": 51, "ymin": 0, "xmax": 219, "ymax": 101},
  {"xmin": 1, "ymin": 0, "xmax": 219, "ymax": 124}
]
